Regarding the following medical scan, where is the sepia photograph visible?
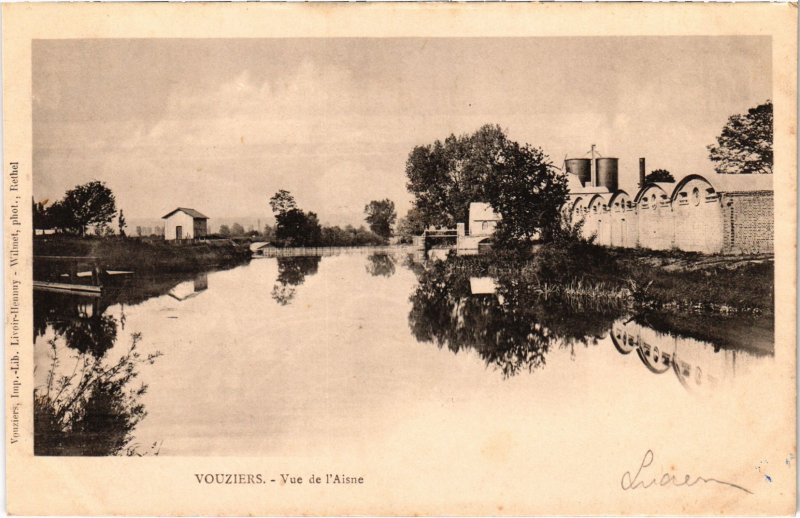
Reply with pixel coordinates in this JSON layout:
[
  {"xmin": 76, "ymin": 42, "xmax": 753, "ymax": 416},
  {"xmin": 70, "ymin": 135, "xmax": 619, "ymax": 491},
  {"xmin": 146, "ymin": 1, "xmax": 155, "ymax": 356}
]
[
  {"xmin": 4, "ymin": 3, "xmax": 796, "ymax": 515},
  {"xmin": 31, "ymin": 35, "xmax": 777, "ymax": 455}
]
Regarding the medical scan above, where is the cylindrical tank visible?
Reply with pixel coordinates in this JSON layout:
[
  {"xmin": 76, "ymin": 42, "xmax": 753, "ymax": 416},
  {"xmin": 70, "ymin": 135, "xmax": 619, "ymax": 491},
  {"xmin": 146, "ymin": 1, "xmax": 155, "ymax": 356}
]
[
  {"xmin": 595, "ymin": 157, "xmax": 619, "ymax": 192},
  {"xmin": 565, "ymin": 158, "xmax": 592, "ymax": 186}
]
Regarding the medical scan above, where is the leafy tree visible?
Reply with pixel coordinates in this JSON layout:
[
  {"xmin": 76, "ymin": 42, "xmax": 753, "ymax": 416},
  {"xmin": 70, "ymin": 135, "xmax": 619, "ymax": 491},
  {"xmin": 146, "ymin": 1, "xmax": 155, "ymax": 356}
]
[
  {"xmin": 275, "ymin": 209, "xmax": 322, "ymax": 246},
  {"xmin": 118, "ymin": 210, "xmax": 127, "ymax": 237},
  {"xmin": 405, "ymin": 132, "xmax": 475, "ymax": 229},
  {"xmin": 61, "ymin": 181, "xmax": 117, "ymax": 236},
  {"xmin": 708, "ymin": 100, "xmax": 773, "ymax": 174},
  {"xmin": 47, "ymin": 200, "xmax": 79, "ymax": 234},
  {"xmin": 364, "ymin": 199, "xmax": 397, "ymax": 239},
  {"xmin": 231, "ymin": 222, "xmax": 245, "ymax": 236},
  {"xmin": 395, "ymin": 206, "xmax": 427, "ymax": 244},
  {"xmin": 268, "ymin": 190, "xmax": 322, "ymax": 246},
  {"xmin": 482, "ymin": 139, "xmax": 567, "ymax": 248},
  {"xmin": 406, "ymin": 124, "xmax": 567, "ymax": 248},
  {"xmin": 643, "ymin": 169, "xmax": 675, "ymax": 184},
  {"xmin": 318, "ymin": 224, "xmax": 385, "ymax": 246},
  {"xmin": 218, "ymin": 224, "xmax": 231, "ymax": 237},
  {"xmin": 269, "ymin": 189, "xmax": 297, "ymax": 215}
]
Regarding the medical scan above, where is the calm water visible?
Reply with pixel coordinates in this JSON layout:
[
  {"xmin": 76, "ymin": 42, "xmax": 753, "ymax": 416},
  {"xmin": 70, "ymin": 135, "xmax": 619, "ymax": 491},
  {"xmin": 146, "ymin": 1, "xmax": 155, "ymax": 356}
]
[{"xmin": 33, "ymin": 250, "xmax": 775, "ymax": 456}]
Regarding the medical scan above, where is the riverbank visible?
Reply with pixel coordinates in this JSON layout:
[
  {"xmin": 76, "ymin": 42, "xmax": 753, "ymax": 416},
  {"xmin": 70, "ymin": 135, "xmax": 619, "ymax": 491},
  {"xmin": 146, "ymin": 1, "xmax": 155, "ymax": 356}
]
[
  {"xmin": 450, "ymin": 242, "xmax": 774, "ymax": 316},
  {"xmin": 34, "ymin": 236, "xmax": 251, "ymax": 274}
]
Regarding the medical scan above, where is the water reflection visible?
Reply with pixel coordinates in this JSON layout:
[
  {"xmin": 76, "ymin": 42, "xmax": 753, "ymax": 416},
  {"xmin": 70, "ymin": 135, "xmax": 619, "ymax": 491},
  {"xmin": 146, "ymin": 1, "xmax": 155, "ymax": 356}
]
[
  {"xmin": 611, "ymin": 315, "xmax": 773, "ymax": 391},
  {"xmin": 408, "ymin": 260, "xmax": 620, "ymax": 377},
  {"xmin": 365, "ymin": 253, "xmax": 397, "ymax": 277},
  {"xmin": 31, "ymin": 273, "xmax": 215, "ymax": 455},
  {"xmin": 167, "ymin": 273, "xmax": 209, "ymax": 302},
  {"xmin": 34, "ymin": 293, "xmax": 118, "ymax": 358},
  {"xmin": 409, "ymin": 258, "xmax": 773, "ymax": 383},
  {"xmin": 35, "ymin": 332, "xmax": 162, "ymax": 456},
  {"xmin": 271, "ymin": 256, "xmax": 321, "ymax": 305},
  {"xmin": 32, "ymin": 252, "xmax": 776, "ymax": 457}
]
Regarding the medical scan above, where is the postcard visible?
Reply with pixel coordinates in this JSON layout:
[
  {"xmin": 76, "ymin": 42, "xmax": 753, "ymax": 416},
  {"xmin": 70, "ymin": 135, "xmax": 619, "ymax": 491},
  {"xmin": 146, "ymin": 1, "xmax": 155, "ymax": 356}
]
[{"xmin": 3, "ymin": 2, "xmax": 796, "ymax": 515}]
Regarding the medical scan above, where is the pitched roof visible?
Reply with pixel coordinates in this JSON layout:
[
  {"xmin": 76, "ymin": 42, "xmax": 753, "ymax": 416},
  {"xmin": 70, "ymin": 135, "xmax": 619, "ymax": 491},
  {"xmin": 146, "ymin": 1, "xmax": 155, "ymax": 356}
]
[{"xmin": 161, "ymin": 207, "xmax": 209, "ymax": 220}]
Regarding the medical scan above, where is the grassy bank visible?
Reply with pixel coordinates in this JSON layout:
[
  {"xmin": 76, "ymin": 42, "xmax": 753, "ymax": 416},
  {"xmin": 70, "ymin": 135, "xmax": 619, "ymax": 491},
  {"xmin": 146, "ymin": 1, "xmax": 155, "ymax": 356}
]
[
  {"xmin": 451, "ymin": 242, "xmax": 774, "ymax": 316},
  {"xmin": 34, "ymin": 236, "xmax": 251, "ymax": 274}
]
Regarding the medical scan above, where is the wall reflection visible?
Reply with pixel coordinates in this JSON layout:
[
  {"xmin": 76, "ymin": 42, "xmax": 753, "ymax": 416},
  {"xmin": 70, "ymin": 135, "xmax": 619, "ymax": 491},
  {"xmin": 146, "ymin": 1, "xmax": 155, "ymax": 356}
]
[{"xmin": 610, "ymin": 316, "xmax": 773, "ymax": 391}]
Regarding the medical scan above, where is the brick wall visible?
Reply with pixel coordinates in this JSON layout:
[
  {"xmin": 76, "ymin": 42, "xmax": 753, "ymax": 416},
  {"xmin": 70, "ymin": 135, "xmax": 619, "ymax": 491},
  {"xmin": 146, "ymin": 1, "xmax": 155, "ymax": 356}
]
[{"xmin": 721, "ymin": 191, "xmax": 774, "ymax": 254}]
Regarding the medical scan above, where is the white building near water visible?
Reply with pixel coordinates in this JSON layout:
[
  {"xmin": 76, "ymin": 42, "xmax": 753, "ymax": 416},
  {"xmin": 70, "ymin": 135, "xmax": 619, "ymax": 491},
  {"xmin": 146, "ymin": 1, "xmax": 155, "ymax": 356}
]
[
  {"xmin": 161, "ymin": 207, "xmax": 209, "ymax": 240},
  {"xmin": 468, "ymin": 202, "xmax": 501, "ymax": 236}
]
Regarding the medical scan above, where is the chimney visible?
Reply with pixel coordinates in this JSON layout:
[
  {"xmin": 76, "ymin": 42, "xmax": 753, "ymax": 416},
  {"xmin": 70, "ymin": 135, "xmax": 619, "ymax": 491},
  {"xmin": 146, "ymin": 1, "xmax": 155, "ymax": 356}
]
[{"xmin": 639, "ymin": 158, "xmax": 646, "ymax": 188}]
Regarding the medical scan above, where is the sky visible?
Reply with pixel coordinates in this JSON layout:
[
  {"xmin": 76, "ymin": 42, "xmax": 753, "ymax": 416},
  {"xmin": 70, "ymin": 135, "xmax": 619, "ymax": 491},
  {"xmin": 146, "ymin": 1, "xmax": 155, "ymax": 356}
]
[{"xmin": 33, "ymin": 37, "xmax": 771, "ymax": 229}]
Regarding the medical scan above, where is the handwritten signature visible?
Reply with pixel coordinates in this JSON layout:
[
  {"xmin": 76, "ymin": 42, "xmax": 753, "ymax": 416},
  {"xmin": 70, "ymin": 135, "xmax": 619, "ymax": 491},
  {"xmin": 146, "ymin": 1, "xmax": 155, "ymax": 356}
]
[{"xmin": 621, "ymin": 449, "xmax": 753, "ymax": 495}]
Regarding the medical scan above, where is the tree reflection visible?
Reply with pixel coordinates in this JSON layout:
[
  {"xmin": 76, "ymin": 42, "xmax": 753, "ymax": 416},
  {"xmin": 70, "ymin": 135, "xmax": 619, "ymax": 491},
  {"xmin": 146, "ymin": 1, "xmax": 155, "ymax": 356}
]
[
  {"xmin": 365, "ymin": 253, "xmax": 397, "ymax": 277},
  {"xmin": 34, "ymin": 293, "xmax": 118, "ymax": 358},
  {"xmin": 271, "ymin": 256, "xmax": 322, "ymax": 305},
  {"xmin": 408, "ymin": 259, "xmax": 623, "ymax": 377},
  {"xmin": 34, "ymin": 332, "xmax": 162, "ymax": 456}
]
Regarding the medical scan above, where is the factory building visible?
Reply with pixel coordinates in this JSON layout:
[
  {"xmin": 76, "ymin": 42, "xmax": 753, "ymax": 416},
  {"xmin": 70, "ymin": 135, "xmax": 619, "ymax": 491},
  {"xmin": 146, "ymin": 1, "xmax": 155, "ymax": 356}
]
[{"xmin": 567, "ymin": 153, "xmax": 773, "ymax": 255}]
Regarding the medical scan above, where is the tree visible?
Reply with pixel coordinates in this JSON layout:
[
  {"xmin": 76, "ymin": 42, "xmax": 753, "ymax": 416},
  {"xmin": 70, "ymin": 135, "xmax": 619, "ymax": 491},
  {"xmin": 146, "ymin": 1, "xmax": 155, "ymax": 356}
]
[
  {"xmin": 118, "ymin": 210, "xmax": 127, "ymax": 237},
  {"xmin": 405, "ymin": 133, "xmax": 474, "ymax": 229},
  {"xmin": 48, "ymin": 200, "xmax": 79, "ymax": 234},
  {"xmin": 231, "ymin": 223, "xmax": 245, "ymax": 236},
  {"xmin": 33, "ymin": 198, "xmax": 50, "ymax": 233},
  {"xmin": 268, "ymin": 190, "xmax": 322, "ymax": 246},
  {"xmin": 364, "ymin": 199, "xmax": 397, "ymax": 239},
  {"xmin": 59, "ymin": 181, "xmax": 117, "ymax": 236},
  {"xmin": 644, "ymin": 169, "xmax": 675, "ymax": 184},
  {"xmin": 708, "ymin": 100, "xmax": 773, "ymax": 174},
  {"xmin": 405, "ymin": 124, "xmax": 567, "ymax": 248},
  {"xmin": 269, "ymin": 190, "xmax": 297, "ymax": 215},
  {"xmin": 395, "ymin": 206, "xmax": 426, "ymax": 244},
  {"xmin": 219, "ymin": 225, "xmax": 231, "ymax": 237}
]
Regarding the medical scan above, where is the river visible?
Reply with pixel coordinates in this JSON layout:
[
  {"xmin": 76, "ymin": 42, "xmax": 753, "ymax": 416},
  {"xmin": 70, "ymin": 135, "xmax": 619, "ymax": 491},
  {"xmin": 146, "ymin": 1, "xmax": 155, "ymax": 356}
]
[{"xmin": 33, "ymin": 249, "xmax": 775, "ymax": 456}]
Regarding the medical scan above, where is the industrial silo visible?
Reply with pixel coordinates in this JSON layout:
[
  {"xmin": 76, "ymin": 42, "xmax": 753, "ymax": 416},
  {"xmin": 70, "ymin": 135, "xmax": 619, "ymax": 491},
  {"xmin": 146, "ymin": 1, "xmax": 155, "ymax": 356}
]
[
  {"xmin": 565, "ymin": 158, "xmax": 592, "ymax": 186},
  {"xmin": 595, "ymin": 158, "xmax": 619, "ymax": 192}
]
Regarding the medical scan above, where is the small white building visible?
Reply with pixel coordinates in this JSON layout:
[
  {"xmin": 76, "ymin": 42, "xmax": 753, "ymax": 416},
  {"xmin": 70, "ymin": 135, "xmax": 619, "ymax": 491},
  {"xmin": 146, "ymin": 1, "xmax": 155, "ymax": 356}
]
[
  {"xmin": 468, "ymin": 202, "xmax": 501, "ymax": 236},
  {"xmin": 161, "ymin": 207, "xmax": 209, "ymax": 241}
]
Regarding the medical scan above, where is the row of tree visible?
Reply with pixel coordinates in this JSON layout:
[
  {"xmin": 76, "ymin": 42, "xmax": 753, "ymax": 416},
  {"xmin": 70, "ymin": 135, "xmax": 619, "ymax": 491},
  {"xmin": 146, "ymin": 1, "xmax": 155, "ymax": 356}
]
[
  {"xmin": 34, "ymin": 181, "xmax": 123, "ymax": 236},
  {"xmin": 265, "ymin": 190, "xmax": 397, "ymax": 247}
]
